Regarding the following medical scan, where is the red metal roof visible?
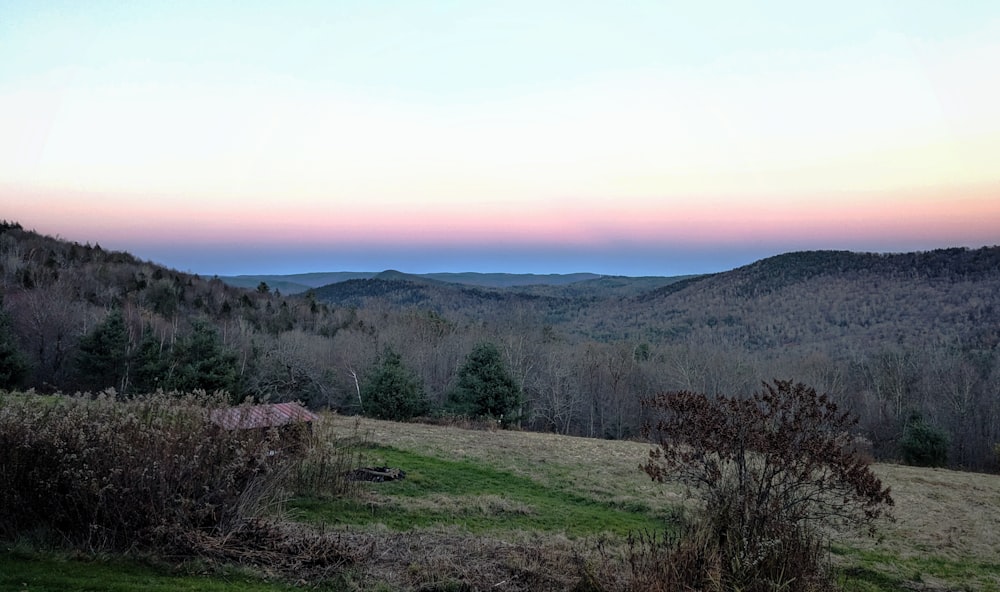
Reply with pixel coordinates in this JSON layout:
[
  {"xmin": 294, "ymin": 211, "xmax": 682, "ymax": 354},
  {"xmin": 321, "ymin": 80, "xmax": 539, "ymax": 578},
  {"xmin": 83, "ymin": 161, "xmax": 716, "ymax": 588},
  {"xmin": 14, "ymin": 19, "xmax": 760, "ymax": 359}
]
[{"xmin": 209, "ymin": 402, "xmax": 320, "ymax": 430}]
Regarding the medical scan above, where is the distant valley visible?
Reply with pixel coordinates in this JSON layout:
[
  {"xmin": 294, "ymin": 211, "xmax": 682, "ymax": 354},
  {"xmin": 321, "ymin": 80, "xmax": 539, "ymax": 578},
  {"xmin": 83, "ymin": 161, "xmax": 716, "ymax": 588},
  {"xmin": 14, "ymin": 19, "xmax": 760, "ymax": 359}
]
[
  {"xmin": 2, "ymin": 222, "xmax": 998, "ymax": 471},
  {"xmin": 218, "ymin": 270, "xmax": 673, "ymax": 294}
]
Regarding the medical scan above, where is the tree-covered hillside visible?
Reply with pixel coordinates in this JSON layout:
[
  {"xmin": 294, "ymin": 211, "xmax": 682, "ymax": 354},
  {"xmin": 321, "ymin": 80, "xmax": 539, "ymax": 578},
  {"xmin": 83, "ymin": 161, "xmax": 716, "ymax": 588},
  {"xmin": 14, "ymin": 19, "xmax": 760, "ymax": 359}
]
[
  {"xmin": 2, "ymin": 222, "xmax": 998, "ymax": 471},
  {"xmin": 614, "ymin": 248, "xmax": 1000, "ymax": 352}
]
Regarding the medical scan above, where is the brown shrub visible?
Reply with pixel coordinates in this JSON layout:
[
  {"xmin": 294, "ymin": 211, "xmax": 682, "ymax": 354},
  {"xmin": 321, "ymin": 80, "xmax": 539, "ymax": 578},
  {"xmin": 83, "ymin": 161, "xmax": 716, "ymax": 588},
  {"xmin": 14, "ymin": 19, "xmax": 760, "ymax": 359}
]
[
  {"xmin": 631, "ymin": 380, "xmax": 893, "ymax": 591},
  {"xmin": 0, "ymin": 391, "xmax": 291, "ymax": 550}
]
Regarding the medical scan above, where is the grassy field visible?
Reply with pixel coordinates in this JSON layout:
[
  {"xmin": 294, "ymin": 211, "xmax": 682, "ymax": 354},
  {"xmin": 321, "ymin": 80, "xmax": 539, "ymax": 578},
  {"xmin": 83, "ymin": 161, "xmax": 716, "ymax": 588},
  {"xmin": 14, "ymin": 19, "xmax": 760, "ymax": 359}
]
[
  {"xmin": 290, "ymin": 445, "xmax": 667, "ymax": 535},
  {"xmin": 5, "ymin": 412, "xmax": 999, "ymax": 590},
  {"xmin": 306, "ymin": 414, "xmax": 1000, "ymax": 591}
]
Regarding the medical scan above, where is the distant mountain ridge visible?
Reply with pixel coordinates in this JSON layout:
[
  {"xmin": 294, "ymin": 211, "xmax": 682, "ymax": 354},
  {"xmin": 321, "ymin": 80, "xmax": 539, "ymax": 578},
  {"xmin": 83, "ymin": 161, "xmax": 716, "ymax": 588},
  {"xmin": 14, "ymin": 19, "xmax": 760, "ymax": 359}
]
[
  {"xmin": 220, "ymin": 270, "xmax": 610, "ymax": 294},
  {"xmin": 217, "ymin": 272, "xmax": 375, "ymax": 294},
  {"xmin": 301, "ymin": 246, "xmax": 1000, "ymax": 353}
]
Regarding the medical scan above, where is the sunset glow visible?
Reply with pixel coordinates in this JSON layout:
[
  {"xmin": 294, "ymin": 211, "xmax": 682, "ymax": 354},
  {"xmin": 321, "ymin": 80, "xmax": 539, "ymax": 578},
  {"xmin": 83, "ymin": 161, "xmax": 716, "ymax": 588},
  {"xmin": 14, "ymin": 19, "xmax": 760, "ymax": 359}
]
[{"xmin": 2, "ymin": 2, "xmax": 999, "ymax": 275}]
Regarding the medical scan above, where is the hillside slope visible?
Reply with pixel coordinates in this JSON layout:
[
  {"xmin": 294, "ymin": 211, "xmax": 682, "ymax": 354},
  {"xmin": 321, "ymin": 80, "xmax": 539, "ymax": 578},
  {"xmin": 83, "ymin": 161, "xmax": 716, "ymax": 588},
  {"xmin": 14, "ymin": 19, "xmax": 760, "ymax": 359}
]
[{"xmin": 609, "ymin": 247, "xmax": 1000, "ymax": 354}]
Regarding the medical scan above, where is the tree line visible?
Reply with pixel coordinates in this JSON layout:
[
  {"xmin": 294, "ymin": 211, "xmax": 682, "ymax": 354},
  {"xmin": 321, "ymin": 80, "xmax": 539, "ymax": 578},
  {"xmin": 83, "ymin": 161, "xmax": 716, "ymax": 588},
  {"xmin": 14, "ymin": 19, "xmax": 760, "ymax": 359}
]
[{"xmin": 1, "ymin": 223, "xmax": 997, "ymax": 471}]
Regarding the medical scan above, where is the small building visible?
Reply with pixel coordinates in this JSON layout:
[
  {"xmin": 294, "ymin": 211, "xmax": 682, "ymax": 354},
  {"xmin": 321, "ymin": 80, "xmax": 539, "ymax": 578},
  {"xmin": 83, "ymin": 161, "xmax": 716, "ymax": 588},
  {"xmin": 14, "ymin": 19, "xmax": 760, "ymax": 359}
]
[{"xmin": 209, "ymin": 402, "xmax": 320, "ymax": 450}]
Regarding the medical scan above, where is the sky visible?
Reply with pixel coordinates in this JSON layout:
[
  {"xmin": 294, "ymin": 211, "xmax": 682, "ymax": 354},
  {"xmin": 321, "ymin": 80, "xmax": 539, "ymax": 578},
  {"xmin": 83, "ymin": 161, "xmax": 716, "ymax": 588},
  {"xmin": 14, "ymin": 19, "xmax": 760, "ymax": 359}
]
[{"xmin": 2, "ymin": 1, "xmax": 999, "ymax": 276}]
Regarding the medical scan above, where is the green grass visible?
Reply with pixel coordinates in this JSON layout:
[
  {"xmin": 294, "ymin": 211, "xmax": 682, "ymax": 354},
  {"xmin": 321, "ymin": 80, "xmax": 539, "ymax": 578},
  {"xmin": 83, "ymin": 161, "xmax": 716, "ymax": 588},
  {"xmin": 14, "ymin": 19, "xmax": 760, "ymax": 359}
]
[
  {"xmin": 288, "ymin": 446, "xmax": 667, "ymax": 536},
  {"xmin": 833, "ymin": 546, "xmax": 1000, "ymax": 592},
  {"xmin": 0, "ymin": 548, "xmax": 322, "ymax": 592}
]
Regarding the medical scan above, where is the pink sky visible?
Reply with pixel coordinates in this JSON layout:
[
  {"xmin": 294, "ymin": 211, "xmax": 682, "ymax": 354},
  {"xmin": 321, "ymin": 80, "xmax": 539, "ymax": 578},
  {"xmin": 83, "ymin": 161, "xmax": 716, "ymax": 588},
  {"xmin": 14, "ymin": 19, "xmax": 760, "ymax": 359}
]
[
  {"xmin": 2, "ymin": 3, "xmax": 999, "ymax": 275},
  {"xmin": 8, "ymin": 181, "xmax": 998, "ymax": 275}
]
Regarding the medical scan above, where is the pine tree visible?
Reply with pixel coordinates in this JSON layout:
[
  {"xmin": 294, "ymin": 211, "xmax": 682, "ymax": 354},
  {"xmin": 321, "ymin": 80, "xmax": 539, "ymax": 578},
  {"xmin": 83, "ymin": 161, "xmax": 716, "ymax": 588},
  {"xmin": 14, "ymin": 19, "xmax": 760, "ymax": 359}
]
[
  {"xmin": 900, "ymin": 413, "xmax": 949, "ymax": 467},
  {"xmin": 130, "ymin": 326, "xmax": 167, "ymax": 394},
  {"xmin": 449, "ymin": 342, "xmax": 522, "ymax": 427},
  {"xmin": 0, "ymin": 295, "xmax": 29, "ymax": 390},
  {"xmin": 74, "ymin": 309, "xmax": 129, "ymax": 392},
  {"xmin": 164, "ymin": 319, "xmax": 241, "ymax": 396},
  {"xmin": 361, "ymin": 347, "xmax": 429, "ymax": 421}
]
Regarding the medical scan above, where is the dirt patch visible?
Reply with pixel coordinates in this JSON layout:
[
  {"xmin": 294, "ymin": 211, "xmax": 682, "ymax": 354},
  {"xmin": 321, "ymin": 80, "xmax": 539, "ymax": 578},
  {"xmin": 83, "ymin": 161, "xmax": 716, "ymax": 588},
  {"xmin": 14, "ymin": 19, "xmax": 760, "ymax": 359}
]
[
  {"xmin": 345, "ymin": 466, "xmax": 407, "ymax": 482},
  {"xmin": 393, "ymin": 493, "xmax": 538, "ymax": 517}
]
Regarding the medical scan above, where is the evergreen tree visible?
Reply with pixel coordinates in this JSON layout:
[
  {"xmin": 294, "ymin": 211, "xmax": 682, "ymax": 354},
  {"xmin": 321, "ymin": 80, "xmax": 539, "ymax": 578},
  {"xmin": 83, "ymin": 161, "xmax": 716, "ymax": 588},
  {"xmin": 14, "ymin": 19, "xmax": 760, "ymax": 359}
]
[
  {"xmin": 74, "ymin": 309, "xmax": 129, "ymax": 392},
  {"xmin": 900, "ymin": 413, "xmax": 949, "ymax": 467},
  {"xmin": 130, "ymin": 326, "xmax": 168, "ymax": 394},
  {"xmin": 361, "ymin": 347, "xmax": 429, "ymax": 421},
  {"xmin": 449, "ymin": 342, "xmax": 522, "ymax": 427},
  {"xmin": 164, "ymin": 319, "xmax": 241, "ymax": 396},
  {"xmin": 0, "ymin": 295, "xmax": 29, "ymax": 390}
]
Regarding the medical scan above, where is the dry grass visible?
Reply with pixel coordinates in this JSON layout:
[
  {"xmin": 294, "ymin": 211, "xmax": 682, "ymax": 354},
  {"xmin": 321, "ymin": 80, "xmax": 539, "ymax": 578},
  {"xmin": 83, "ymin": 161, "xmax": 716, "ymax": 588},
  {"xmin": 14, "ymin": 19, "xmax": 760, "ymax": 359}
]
[
  {"xmin": 322, "ymin": 413, "xmax": 684, "ymax": 511},
  {"xmin": 832, "ymin": 465, "xmax": 1000, "ymax": 590},
  {"xmin": 848, "ymin": 463, "xmax": 1000, "ymax": 561},
  {"xmin": 337, "ymin": 526, "xmax": 590, "ymax": 591},
  {"xmin": 391, "ymin": 493, "xmax": 538, "ymax": 517},
  {"xmin": 320, "ymin": 413, "xmax": 1000, "ymax": 591}
]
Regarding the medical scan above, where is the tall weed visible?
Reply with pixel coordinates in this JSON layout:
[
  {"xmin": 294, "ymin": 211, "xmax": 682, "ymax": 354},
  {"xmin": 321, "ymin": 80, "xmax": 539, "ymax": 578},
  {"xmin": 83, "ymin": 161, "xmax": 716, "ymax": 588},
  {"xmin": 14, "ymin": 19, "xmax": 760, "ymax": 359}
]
[
  {"xmin": 288, "ymin": 417, "xmax": 367, "ymax": 499},
  {"xmin": 594, "ymin": 517, "xmax": 835, "ymax": 592},
  {"xmin": 0, "ymin": 391, "xmax": 289, "ymax": 550}
]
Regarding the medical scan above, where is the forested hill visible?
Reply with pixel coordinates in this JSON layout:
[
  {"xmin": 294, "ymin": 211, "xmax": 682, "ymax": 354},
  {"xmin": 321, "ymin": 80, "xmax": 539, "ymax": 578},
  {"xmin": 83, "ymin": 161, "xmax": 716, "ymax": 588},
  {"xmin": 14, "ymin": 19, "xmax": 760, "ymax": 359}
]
[
  {"xmin": 305, "ymin": 247, "xmax": 1000, "ymax": 355},
  {"xmin": 636, "ymin": 248, "xmax": 1000, "ymax": 303},
  {"xmin": 2, "ymin": 222, "xmax": 999, "ymax": 470},
  {"xmin": 719, "ymin": 248, "xmax": 1000, "ymax": 293},
  {"xmin": 610, "ymin": 247, "xmax": 1000, "ymax": 354},
  {"xmin": 310, "ymin": 277, "xmax": 565, "ymax": 319}
]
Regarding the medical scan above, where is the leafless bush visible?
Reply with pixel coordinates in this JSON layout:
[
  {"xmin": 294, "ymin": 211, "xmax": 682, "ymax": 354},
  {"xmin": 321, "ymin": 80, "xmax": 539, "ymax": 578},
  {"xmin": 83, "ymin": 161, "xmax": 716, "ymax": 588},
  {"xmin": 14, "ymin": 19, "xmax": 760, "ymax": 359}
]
[{"xmin": 632, "ymin": 380, "xmax": 893, "ymax": 591}]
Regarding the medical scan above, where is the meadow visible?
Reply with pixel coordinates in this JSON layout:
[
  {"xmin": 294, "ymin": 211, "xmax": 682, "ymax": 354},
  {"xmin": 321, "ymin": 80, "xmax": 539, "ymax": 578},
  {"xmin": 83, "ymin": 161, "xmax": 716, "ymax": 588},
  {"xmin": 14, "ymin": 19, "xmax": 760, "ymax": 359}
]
[
  {"xmin": 2, "ymin": 392, "xmax": 999, "ymax": 591},
  {"xmin": 310, "ymin": 415, "xmax": 1000, "ymax": 591}
]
